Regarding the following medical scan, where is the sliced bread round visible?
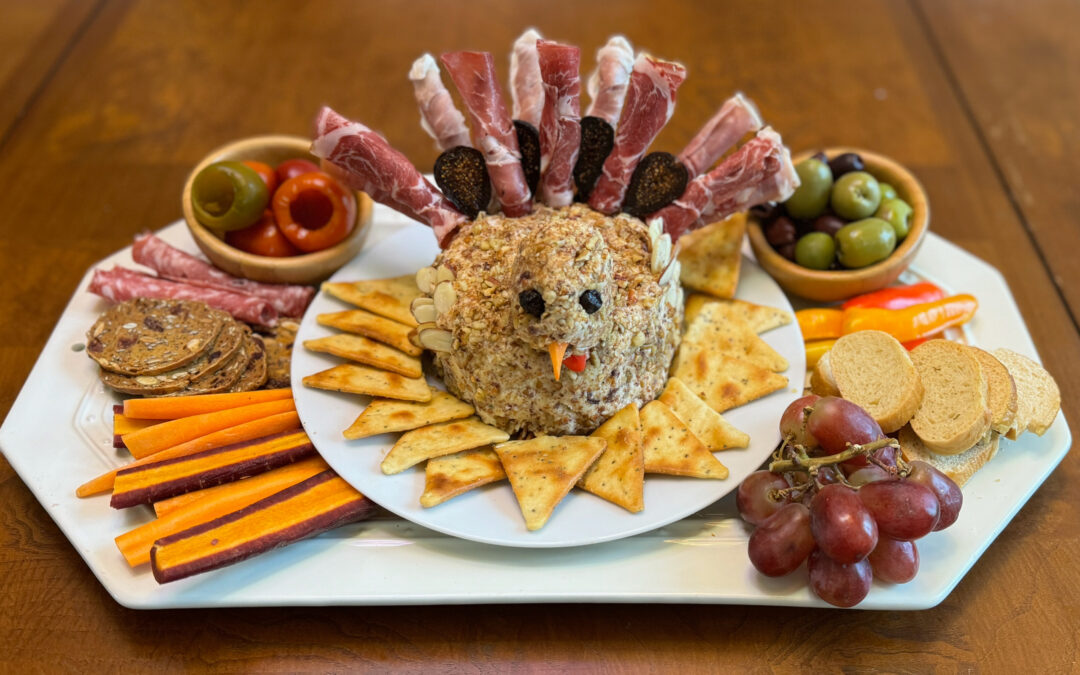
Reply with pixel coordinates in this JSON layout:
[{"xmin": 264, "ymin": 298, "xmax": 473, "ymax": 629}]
[
  {"xmin": 992, "ymin": 348, "xmax": 1061, "ymax": 437},
  {"xmin": 909, "ymin": 340, "xmax": 991, "ymax": 454},
  {"xmin": 819, "ymin": 330, "xmax": 923, "ymax": 433},
  {"xmin": 967, "ymin": 346, "xmax": 1018, "ymax": 436},
  {"xmin": 809, "ymin": 351, "xmax": 841, "ymax": 398},
  {"xmin": 898, "ymin": 424, "xmax": 999, "ymax": 487}
]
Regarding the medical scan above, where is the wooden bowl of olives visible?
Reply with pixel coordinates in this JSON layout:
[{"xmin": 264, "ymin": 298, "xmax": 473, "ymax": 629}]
[
  {"xmin": 746, "ymin": 148, "xmax": 929, "ymax": 302},
  {"xmin": 182, "ymin": 135, "xmax": 373, "ymax": 285}
]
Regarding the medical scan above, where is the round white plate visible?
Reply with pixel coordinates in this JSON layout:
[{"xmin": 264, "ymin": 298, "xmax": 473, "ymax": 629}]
[{"xmin": 293, "ymin": 221, "xmax": 805, "ymax": 548}]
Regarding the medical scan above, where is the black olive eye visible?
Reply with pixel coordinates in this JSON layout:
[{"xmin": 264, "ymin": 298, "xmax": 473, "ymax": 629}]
[
  {"xmin": 579, "ymin": 289, "xmax": 602, "ymax": 314},
  {"xmin": 519, "ymin": 289, "xmax": 545, "ymax": 318}
]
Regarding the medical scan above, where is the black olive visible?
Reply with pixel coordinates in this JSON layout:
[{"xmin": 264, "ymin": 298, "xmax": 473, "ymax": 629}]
[
  {"xmin": 519, "ymin": 289, "xmax": 545, "ymax": 318},
  {"xmin": 579, "ymin": 289, "xmax": 602, "ymax": 314},
  {"xmin": 828, "ymin": 152, "xmax": 865, "ymax": 178}
]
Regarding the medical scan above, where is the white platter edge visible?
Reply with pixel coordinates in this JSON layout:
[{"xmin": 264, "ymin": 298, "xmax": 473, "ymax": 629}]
[{"xmin": 0, "ymin": 213, "xmax": 1070, "ymax": 610}]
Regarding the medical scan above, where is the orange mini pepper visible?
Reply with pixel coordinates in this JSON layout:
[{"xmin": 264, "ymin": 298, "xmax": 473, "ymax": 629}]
[
  {"xmin": 841, "ymin": 294, "xmax": 978, "ymax": 343},
  {"xmin": 796, "ymin": 308, "xmax": 844, "ymax": 341},
  {"xmin": 272, "ymin": 172, "xmax": 356, "ymax": 253}
]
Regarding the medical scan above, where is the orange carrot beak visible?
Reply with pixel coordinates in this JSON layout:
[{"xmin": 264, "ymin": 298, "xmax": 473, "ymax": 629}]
[{"xmin": 548, "ymin": 342, "xmax": 569, "ymax": 381}]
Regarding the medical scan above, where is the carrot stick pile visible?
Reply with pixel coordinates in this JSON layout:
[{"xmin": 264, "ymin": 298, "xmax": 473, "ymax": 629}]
[{"xmin": 79, "ymin": 388, "xmax": 373, "ymax": 583}]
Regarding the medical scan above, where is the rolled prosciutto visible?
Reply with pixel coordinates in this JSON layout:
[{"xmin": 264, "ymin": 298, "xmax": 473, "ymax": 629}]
[
  {"xmin": 585, "ymin": 36, "xmax": 634, "ymax": 126},
  {"xmin": 677, "ymin": 93, "xmax": 763, "ymax": 177},
  {"xmin": 588, "ymin": 55, "xmax": 686, "ymax": 214},
  {"xmin": 409, "ymin": 53, "xmax": 472, "ymax": 151},
  {"xmin": 509, "ymin": 28, "xmax": 544, "ymax": 128},
  {"xmin": 311, "ymin": 107, "xmax": 467, "ymax": 247},
  {"xmin": 649, "ymin": 127, "xmax": 798, "ymax": 241},
  {"xmin": 89, "ymin": 267, "xmax": 278, "ymax": 326},
  {"xmin": 132, "ymin": 233, "xmax": 314, "ymax": 317},
  {"xmin": 536, "ymin": 40, "xmax": 582, "ymax": 207},
  {"xmin": 441, "ymin": 51, "xmax": 532, "ymax": 217}
]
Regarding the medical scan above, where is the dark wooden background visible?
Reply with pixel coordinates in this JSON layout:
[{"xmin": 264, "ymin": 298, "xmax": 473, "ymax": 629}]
[{"xmin": 2, "ymin": 0, "xmax": 1077, "ymax": 671}]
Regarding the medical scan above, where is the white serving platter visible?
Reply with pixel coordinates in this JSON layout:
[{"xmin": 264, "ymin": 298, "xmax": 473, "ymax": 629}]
[
  {"xmin": 292, "ymin": 222, "xmax": 805, "ymax": 548},
  {"xmin": 0, "ymin": 209, "xmax": 1070, "ymax": 609}
]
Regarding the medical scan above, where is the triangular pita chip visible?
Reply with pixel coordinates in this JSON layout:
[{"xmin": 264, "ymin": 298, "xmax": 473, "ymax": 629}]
[
  {"xmin": 304, "ymin": 334, "xmax": 422, "ymax": 378},
  {"xmin": 316, "ymin": 309, "xmax": 422, "ymax": 356},
  {"xmin": 640, "ymin": 400, "xmax": 729, "ymax": 479},
  {"xmin": 680, "ymin": 303, "xmax": 788, "ymax": 372},
  {"xmin": 671, "ymin": 349, "xmax": 788, "ymax": 413},
  {"xmin": 343, "ymin": 389, "xmax": 474, "ymax": 439},
  {"xmin": 381, "ymin": 417, "xmax": 509, "ymax": 474},
  {"xmin": 658, "ymin": 377, "xmax": 749, "ymax": 451},
  {"xmin": 421, "ymin": 447, "xmax": 507, "ymax": 507},
  {"xmin": 322, "ymin": 276, "xmax": 422, "ymax": 327},
  {"xmin": 684, "ymin": 294, "xmax": 792, "ymax": 334},
  {"xmin": 302, "ymin": 363, "xmax": 430, "ymax": 402},
  {"xmin": 495, "ymin": 436, "xmax": 607, "ymax": 531},
  {"xmin": 578, "ymin": 404, "xmax": 644, "ymax": 512},
  {"xmin": 677, "ymin": 214, "xmax": 746, "ymax": 299}
]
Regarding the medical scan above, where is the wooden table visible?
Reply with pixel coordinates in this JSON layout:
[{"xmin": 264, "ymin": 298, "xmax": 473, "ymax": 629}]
[{"xmin": 2, "ymin": 1, "xmax": 1076, "ymax": 671}]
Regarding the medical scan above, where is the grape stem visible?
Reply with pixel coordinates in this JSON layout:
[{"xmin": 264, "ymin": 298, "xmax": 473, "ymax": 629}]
[{"xmin": 767, "ymin": 437, "xmax": 900, "ymax": 474}]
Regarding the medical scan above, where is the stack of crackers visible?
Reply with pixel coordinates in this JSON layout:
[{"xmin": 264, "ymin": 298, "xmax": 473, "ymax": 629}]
[{"xmin": 302, "ymin": 258, "xmax": 795, "ymax": 532}]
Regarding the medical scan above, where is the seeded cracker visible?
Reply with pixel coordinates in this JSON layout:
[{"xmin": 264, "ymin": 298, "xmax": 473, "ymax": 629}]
[
  {"xmin": 343, "ymin": 389, "xmax": 475, "ymax": 440},
  {"xmin": 381, "ymin": 417, "xmax": 509, "ymax": 474},
  {"xmin": 495, "ymin": 436, "xmax": 607, "ymax": 531},
  {"xmin": 421, "ymin": 447, "xmax": 506, "ymax": 507}
]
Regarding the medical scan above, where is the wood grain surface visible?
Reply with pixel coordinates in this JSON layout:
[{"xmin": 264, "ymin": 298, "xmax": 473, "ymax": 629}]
[{"xmin": 1, "ymin": 1, "xmax": 1076, "ymax": 672}]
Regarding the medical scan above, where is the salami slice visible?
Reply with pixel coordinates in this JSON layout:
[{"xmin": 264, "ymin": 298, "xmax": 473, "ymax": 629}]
[
  {"xmin": 132, "ymin": 233, "xmax": 314, "ymax": 317},
  {"xmin": 536, "ymin": 39, "xmax": 582, "ymax": 208},
  {"xmin": 588, "ymin": 55, "xmax": 686, "ymax": 215},
  {"xmin": 89, "ymin": 267, "xmax": 278, "ymax": 327},
  {"xmin": 649, "ymin": 127, "xmax": 798, "ymax": 241}
]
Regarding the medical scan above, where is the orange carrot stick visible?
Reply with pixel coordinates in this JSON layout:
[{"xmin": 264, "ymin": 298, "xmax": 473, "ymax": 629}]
[
  {"xmin": 153, "ymin": 456, "xmax": 329, "ymax": 517},
  {"xmin": 123, "ymin": 388, "xmax": 293, "ymax": 420},
  {"xmin": 119, "ymin": 457, "xmax": 330, "ymax": 566},
  {"xmin": 76, "ymin": 410, "xmax": 301, "ymax": 498},
  {"xmin": 113, "ymin": 412, "xmax": 163, "ymax": 449},
  {"xmin": 111, "ymin": 430, "xmax": 314, "ymax": 509},
  {"xmin": 122, "ymin": 398, "xmax": 296, "ymax": 459},
  {"xmin": 151, "ymin": 471, "xmax": 374, "ymax": 583}
]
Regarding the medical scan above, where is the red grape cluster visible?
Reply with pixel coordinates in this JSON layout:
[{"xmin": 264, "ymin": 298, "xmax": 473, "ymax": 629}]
[{"xmin": 736, "ymin": 395, "xmax": 963, "ymax": 607}]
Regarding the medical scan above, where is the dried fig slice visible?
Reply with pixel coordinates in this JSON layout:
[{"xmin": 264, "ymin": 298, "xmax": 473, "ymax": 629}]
[
  {"xmin": 573, "ymin": 116, "xmax": 614, "ymax": 202},
  {"xmin": 513, "ymin": 120, "xmax": 541, "ymax": 197},
  {"xmin": 434, "ymin": 146, "xmax": 491, "ymax": 219},
  {"xmin": 622, "ymin": 151, "xmax": 689, "ymax": 218}
]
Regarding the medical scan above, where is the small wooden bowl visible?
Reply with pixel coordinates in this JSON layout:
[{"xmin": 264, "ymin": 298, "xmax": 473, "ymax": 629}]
[
  {"xmin": 747, "ymin": 148, "xmax": 929, "ymax": 302},
  {"xmin": 182, "ymin": 135, "xmax": 372, "ymax": 285}
]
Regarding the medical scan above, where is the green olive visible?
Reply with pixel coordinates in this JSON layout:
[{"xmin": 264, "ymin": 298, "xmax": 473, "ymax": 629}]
[
  {"xmin": 879, "ymin": 182, "xmax": 898, "ymax": 201},
  {"xmin": 875, "ymin": 197, "xmax": 913, "ymax": 240},
  {"xmin": 191, "ymin": 161, "xmax": 269, "ymax": 233},
  {"xmin": 794, "ymin": 232, "xmax": 836, "ymax": 270},
  {"xmin": 835, "ymin": 218, "xmax": 897, "ymax": 268},
  {"xmin": 784, "ymin": 158, "xmax": 833, "ymax": 219},
  {"xmin": 830, "ymin": 171, "xmax": 882, "ymax": 220}
]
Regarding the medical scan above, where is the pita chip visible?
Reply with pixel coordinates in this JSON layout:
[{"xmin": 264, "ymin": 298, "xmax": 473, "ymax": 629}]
[
  {"xmin": 322, "ymin": 275, "xmax": 422, "ymax": 326},
  {"xmin": 302, "ymin": 363, "xmax": 431, "ymax": 402},
  {"xmin": 640, "ymin": 400, "xmax": 729, "ymax": 479},
  {"xmin": 578, "ymin": 404, "xmax": 645, "ymax": 512},
  {"xmin": 304, "ymin": 333, "xmax": 423, "ymax": 378},
  {"xmin": 684, "ymin": 294, "xmax": 792, "ymax": 334},
  {"xmin": 658, "ymin": 377, "xmax": 749, "ymax": 451},
  {"xmin": 681, "ymin": 303, "xmax": 788, "ymax": 373},
  {"xmin": 677, "ymin": 214, "xmax": 746, "ymax": 299},
  {"xmin": 344, "ymin": 389, "xmax": 474, "ymax": 439},
  {"xmin": 316, "ymin": 309, "xmax": 422, "ymax": 356},
  {"xmin": 381, "ymin": 417, "xmax": 509, "ymax": 474},
  {"xmin": 495, "ymin": 436, "xmax": 607, "ymax": 531},
  {"xmin": 420, "ymin": 447, "xmax": 507, "ymax": 507}
]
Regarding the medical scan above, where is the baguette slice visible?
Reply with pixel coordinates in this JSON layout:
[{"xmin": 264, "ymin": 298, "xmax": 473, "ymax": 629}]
[
  {"xmin": 909, "ymin": 340, "xmax": 991, "ymax": 454},
  {"xmin": 819, "ymin": 330, "xmax": 923, "ymax": 433},
  {"xmin": 992, "ymin": 348, "xmax": 1061, "ymax": 437},
  {"xmin": 898, "ymin": 425, "xmax": 999, "ymax": 487},
  {"xmin": 967, "ymin": 347, "xmax": 1018, "ymax": 435},
  {"xmin": 809, "ymin": 351, "xmax": 841, "ymax": 398}
]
